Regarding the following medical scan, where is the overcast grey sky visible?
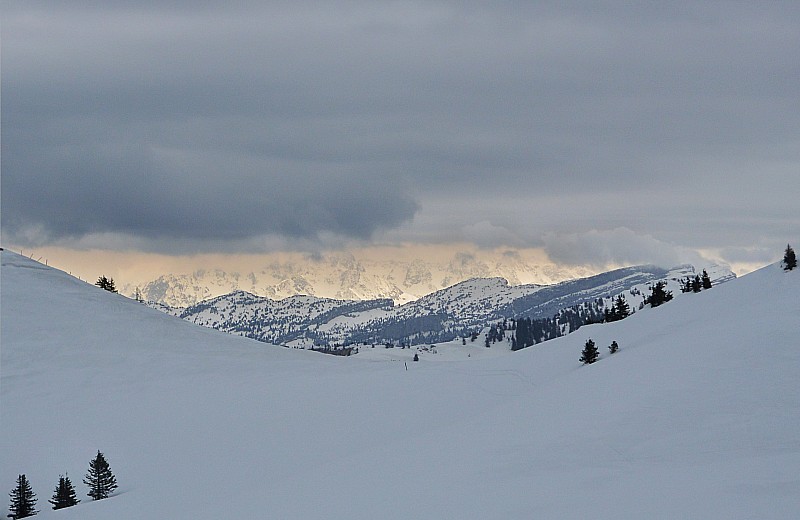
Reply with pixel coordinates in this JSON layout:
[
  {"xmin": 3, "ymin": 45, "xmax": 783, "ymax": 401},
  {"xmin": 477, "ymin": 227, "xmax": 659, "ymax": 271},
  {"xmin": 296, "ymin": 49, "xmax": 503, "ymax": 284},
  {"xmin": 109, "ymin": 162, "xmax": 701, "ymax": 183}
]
[{"xmin": 2, "ymin": 1, "xmax": 798, "ymax": 268}]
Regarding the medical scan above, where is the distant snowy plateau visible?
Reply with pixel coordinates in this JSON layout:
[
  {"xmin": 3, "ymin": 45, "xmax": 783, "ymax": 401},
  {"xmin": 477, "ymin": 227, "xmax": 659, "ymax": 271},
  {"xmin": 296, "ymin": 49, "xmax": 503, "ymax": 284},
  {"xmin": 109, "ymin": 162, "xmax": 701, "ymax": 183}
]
[{"xmin": 3, "ymin": 250, "xmax": 799, "ymax": 519}]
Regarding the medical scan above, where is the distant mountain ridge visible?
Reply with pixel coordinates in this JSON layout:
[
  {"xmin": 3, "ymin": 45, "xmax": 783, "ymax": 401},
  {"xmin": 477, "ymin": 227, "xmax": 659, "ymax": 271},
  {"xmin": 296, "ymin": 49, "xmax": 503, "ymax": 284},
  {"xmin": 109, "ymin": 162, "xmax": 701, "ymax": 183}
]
[
  {"xmin": 159, "ymin": 263, "xmax": 735, "ymax": 348},
  {"xmin": 124, "ymin": 251, "xmax": 600, "ymax": 307}
]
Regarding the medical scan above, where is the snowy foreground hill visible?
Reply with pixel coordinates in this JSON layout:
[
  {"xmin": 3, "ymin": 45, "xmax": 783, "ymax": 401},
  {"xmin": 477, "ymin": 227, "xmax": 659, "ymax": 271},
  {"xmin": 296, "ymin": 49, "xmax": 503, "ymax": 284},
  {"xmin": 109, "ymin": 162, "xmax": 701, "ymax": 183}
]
[{"xmin": 2, "ymin": 250, "xmax": 799, "ymax": 519}]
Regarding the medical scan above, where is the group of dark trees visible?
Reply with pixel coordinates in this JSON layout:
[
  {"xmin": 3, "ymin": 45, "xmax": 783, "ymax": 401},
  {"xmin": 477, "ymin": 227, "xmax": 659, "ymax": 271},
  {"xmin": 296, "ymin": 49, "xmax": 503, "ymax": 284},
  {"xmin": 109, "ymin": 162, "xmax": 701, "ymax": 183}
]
[
  {"xmin": 644, "ymin": 281, "xmax": 673, "ymax": 308},
  {"xmin": 49, "ymin": 474, "xmax": 79, "ymax": 510},
  {"xmin": 511, "ymin": 316, "xmax": 563, "ymax": 350},
  {"xmin": 510, "ymin": 295, "xmax": 636, "ymax": 352},
  {"xmin": 513, "ymin": 315, "xmax": 553, "ymax": 350},
  {"xmin": 580, "ymin": 339, "xmax": 620, "ymax": 364},
  {"xmin": 7, "ymin": 452, "xmax": 117, "ymax": 519},
  {"xmin": 309, "ymin": 345, "xmax": 357, "ymax": 356},
  {"xmin": 576, "ymin": 245, "xmax": 795, "ymax": 364},
  {"xmin": 484, "ymin": 323, "xmax": 506, "ymax": 346},
  {"xmin": 679, "ymin": 269, "xmax": 713, "ymax": 294},
  {"xmin": 512, "ymin": 317, "xmax": 536, "ymax": 350},
  {"xmin": 95, "ymin": 275, "xmax": 118, "ymax": 293}
]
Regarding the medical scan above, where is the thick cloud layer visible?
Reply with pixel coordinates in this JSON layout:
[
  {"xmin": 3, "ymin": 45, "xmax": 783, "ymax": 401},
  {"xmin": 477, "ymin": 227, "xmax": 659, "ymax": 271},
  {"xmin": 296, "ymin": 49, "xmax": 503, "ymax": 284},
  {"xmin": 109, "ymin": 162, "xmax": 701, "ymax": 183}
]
[
  {"xmin": 2, "ymin": 2, "xmax": 799, "ymax": 258},
  {"xmin": 542, "ymin": 228, "xmax": 704, "ymax": 268}
]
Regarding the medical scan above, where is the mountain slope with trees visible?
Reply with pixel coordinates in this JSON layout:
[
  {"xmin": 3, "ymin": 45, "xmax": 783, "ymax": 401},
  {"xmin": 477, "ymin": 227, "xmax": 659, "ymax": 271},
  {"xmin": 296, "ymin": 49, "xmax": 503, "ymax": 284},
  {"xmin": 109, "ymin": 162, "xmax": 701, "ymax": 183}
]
[{"xmin": 167, "ymin": 264, "xmax": 734, "ymax": 349}]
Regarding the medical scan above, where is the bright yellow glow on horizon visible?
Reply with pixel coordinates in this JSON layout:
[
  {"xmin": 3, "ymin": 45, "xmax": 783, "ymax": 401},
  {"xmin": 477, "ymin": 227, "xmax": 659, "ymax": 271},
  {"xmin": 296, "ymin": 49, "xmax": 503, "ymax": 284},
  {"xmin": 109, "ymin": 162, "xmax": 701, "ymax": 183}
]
[
  {"xmin": 5, "ymin": 242, "xmax": 762, "ymax": 302},
  {"xmin": 5, "ymin": 243, "xmax": 559, "ymax": 295}
]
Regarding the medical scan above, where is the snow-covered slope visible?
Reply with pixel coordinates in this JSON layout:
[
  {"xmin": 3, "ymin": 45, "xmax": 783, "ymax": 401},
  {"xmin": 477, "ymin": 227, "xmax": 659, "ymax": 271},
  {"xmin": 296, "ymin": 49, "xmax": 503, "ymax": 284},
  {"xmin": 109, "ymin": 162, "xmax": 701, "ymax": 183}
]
[
  {"xmin": 176, "ymin": 290, "xmax": 393, "ymax": 344},
  {"xmin": 2, "ymin": 250, "xmax": 798, "ymax": 519}
]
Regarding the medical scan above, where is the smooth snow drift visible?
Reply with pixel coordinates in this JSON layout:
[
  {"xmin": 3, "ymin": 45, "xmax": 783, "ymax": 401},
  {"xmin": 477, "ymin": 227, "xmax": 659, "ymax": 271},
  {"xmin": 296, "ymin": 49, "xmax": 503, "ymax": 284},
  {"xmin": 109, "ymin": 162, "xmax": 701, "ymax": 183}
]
[{"xmin": 2, "ymin": 251, "xmax": 798, "ymax": 519}]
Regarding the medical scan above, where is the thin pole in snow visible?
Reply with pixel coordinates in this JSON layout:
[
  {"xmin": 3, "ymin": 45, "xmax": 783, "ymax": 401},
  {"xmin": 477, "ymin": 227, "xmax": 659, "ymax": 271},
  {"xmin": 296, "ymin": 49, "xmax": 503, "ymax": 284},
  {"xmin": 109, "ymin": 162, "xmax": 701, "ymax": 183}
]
[{"xmin": 404, "ymin": 362, "xmax": 408, "ymax": 371}]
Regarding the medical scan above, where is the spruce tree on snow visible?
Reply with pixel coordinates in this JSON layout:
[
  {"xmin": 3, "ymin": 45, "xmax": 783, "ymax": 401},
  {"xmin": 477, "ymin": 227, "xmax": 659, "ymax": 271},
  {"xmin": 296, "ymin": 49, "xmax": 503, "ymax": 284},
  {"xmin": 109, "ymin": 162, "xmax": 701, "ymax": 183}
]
[
  {"xmin": 48, "ymin": 474, "xmax": 79, "ymax": 510},
  {"xmin": 614, "ymin": 295, "xmax": 630, "ymax": 320},
  {"xmin": 8, "ymin": 474, "xmax": 37, "ymax": 519},
  {"xmin": 95, "ymin": 276, "xmax": 117, "ymax": 293},
  {"xmin": 784, "ymin": 244, "xmax": 797, "ymax": 271},
  {"xmin": 579, "ymin": 339, "xmax": 599, "ymax": 365},
  {"xmin": 83, "ymin": 451, "xmax": 117, "ymax": 501},
  {"xmin": 609, "ymin": 341, "xmax": 619, "ymax": 354},
  {"xmin": 701, "ymin": 269, "xmax": 712, "ymax": 290},
  {"xmin": 691, "ymin": 275, "xmax": 702, "ymax": 293}
]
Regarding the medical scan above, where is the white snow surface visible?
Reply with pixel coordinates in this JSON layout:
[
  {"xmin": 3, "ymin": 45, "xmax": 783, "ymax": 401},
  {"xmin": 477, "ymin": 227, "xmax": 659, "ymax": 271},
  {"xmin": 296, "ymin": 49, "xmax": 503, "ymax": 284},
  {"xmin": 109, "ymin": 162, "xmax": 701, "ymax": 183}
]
[{"xmin": 2, "ymin": 250, "xmax": 799, "ymax": 519}]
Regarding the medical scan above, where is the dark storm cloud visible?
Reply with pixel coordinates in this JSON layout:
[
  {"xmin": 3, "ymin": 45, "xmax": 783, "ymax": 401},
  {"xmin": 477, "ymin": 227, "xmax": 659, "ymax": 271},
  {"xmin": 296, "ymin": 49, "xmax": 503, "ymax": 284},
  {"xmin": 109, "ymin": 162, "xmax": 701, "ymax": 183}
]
[{"xmin": 3, "ymin": 1, "xmax": 799, "ymax": 254}]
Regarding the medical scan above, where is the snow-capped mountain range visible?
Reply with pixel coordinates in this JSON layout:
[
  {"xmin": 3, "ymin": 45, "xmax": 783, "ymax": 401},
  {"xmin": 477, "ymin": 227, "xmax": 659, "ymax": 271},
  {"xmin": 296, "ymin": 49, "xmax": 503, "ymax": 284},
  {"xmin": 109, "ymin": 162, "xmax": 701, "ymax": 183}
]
[
  {"xmin": 123, "ymin": 250, "xmax": 602, "ymax": 307},
  {"xmin": 161, "ymin": 263, "xmax": 735, "ymax": 348}
]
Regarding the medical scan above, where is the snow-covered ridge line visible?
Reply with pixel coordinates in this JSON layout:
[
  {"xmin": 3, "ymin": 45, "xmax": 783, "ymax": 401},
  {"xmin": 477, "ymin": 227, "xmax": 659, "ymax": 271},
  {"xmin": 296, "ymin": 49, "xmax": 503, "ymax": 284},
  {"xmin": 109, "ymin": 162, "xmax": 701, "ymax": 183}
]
[{"xmin": 166, "ymin": 263, "xmax": 734, "ymax": 348}]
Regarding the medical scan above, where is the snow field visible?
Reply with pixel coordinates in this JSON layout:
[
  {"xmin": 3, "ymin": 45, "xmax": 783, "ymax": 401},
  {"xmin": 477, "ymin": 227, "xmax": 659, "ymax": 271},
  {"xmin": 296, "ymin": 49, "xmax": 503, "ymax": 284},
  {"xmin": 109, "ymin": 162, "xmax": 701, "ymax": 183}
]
[{"xmin": 2, "ymin": 251, "xmax": 798, "ymax": 519}]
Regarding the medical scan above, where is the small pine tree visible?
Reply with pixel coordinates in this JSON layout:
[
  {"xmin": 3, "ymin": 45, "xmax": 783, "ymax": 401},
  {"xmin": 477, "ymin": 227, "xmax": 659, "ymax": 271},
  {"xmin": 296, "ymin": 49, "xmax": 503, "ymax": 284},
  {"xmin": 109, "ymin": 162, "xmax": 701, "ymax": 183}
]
[
  {"xmin": 691, "ymin": 275, "xmax": 702, "ymax": 293},
  {"xmin": 95, "ymin": 276, "xmax": 118, "ymax": 293},
  {"xmin": 614, "ymin": 295, "xmax": 630, "ymax": 320},
  {"xmin": 48, "ymin": 474, "xmax": 79, "ymax": 510},
  {"xmin": 8, "ymin": 474, "xmax": 37, "ymax": 519},
  {"xmin": 609, "ymin": 340, "xmax": 619, "ymax": 354},
  {"xmin": 579, "ymin": 339, "xmax": 599, "ymax": 365},
  {"xmin": 83, "ymin": 451, "xmax": 118, "ymax": 501},
  {"xmin": 784, "ymin": 244, "xmax": 797, "ymax": 271},
  {"xmin": 701, "ymin": 269, "xmax": 712, "ymax": 289}
]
